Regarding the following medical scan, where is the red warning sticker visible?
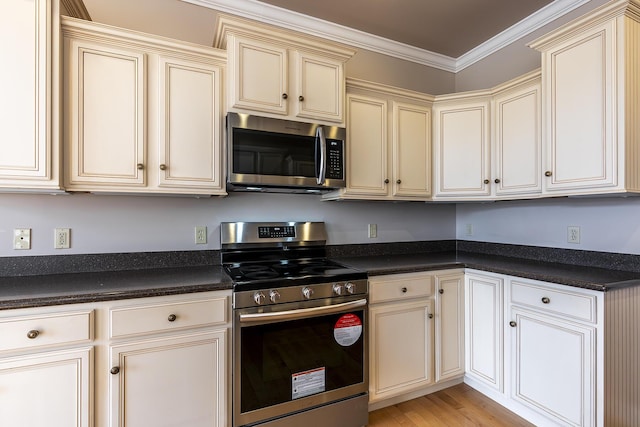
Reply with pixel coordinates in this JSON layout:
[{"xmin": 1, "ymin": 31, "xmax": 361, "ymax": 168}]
[{"xmin": 334, "ymin": 313, "xmax": 362, "ymax": 347}]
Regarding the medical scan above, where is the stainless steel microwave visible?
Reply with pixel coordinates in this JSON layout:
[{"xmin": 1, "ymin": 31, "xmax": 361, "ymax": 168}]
[{"xmin": 226, "ymin": 113, "xmax": 346, "ymax": 193}]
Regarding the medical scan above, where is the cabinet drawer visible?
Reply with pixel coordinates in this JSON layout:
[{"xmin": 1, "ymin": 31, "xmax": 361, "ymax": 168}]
[
  {"xmin": 0, "ymin": 310, "xmax": 93, "ymax": 352},
  {"xmin": 110, "ymin": 297, "xmax": 227, "ymax": 339},
  {"xmin": 510, "ymin": 280, "xmax": 596, "ymax": 323},
  {"xmin": 370, "ymin": 273, "xmax": 434, "ymax": 303}
]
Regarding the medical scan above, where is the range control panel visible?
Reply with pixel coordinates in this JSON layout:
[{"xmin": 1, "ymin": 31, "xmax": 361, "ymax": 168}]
[{"xmin": 258, "ymin": 226, "xmax": 296, "ymax": 239}]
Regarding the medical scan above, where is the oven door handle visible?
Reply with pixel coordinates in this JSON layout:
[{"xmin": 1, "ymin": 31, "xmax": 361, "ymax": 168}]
[{"xmin": 239, "ymin": 299, "xmax": 367, "ymax": 323}]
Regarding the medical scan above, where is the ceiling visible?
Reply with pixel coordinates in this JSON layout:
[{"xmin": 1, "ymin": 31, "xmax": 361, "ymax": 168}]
[{"xmin": 76, "ymin": 0, "xmax": 590, "ymax": 71}]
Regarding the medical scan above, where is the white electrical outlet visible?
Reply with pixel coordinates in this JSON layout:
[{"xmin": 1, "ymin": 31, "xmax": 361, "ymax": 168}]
[
  {"xmin": 567, "ymin": 226, "xmax": 580, "ymax": 244},
  {"xmin": 368, "ymin": 224, "xmax": 377, "ymax": 238},
  {"xmin": 465, "ymin": 224, "xmax": 473, "ymax": 236},
  {"xmin": 195, "ymin": 226, "xmax": 207, "ymax": 244},
  {"xmin": 13, "ymin": 228, "xmax": 31, "ymax": 250},
  {"xmin": 54, "ymin": 228, "xmax": 70, "ymax": 249}
]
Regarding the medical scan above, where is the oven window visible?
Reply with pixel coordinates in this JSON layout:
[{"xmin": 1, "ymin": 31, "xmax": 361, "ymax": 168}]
[
  {"xmin": 233, "ymin": 128, "xmax": 317, "ymax": 177},
  {"xmin": 239, "ymin": 309, "xmax": 365, "ymax": 413}
]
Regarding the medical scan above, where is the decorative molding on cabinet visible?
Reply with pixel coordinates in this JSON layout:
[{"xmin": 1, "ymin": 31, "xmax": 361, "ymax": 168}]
[
  {"xmin": 184, "ymin": 0, "xmax": 590, "ymax": 72},
  {"xmin": 60, "ymin": 0, "xmax": 91, "ymax": 20}
]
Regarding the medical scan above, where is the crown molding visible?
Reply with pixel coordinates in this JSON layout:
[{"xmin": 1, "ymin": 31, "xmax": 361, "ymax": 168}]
[
  {"xmin": 181, "ymin": 0, "xmax": 591, "ymax": 73},
  {"xmin": 60, "ymin": 0, "xmax": 91, "ymax": 20}
]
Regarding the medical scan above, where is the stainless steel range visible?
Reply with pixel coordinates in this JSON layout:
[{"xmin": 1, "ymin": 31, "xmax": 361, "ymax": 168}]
[{"xmin": 221, "ymin": 222, "xmax": 369, "ymax": 427}]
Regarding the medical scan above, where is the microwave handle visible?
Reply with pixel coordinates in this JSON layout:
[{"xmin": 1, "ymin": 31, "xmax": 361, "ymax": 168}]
[{"xmin": 315, "ymin": 126, "xmax": 327, "ymax": 185}]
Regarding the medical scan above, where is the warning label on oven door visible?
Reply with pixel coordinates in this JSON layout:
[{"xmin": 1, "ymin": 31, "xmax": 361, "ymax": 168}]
[
  {"xmin": 334, "ymin": 313, "xmax": 363, "ymax": 347},
  {"xmin": 292, "ymin": 367, "xmax": 326, "ymax": 399}
]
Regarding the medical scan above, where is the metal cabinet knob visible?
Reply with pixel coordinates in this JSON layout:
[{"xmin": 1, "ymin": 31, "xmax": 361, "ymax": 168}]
[
  {"xmin": 401, "ymin": 287, "xmax": 408, "ymax": 293},
  {"xmin": 167, "ymin": 314, "xmax": 177, "ymax": 322},
  {"xmin": 396, "ymin": 179, "xmax": 401, "ymax": 184},
  {"xmin": 483, "ymin": 179, "xmax": 490, "ymax": 184},
  {"xmin": 428, "ymin": 313, "xmax": 434, "ymax": 319},
  {"xmin": 545, "ymin": 171, "xmax": 552, "ymax": 177},
  {"xmin": 509, "ymin": 321, "xmax": 517, "ymax": 327},
  {"xmin": 159, "ymin": 164, "xmax": 167, "ymax": 171},
  {"xmin": 282, "ymin": 93, "xmax": 288, "ymax": 99},
  {"xmin": 110, "ymin": 367, "xmax": 120, "ymax": 375},
  {"xmin": 137, "ymin": 163, "xmax": 144, "ymax": 170},
  {"xmin": 439, "ymin": 289, "xmax": 444, "ymax": 294},
  {"xmin": 298, "ymin": 95, "xmax": 304, "ymax": 101},
  {"xmin": 541, "ymin": 297, "xmax": 551, "ymax": 304},
  {"xmin": 27, "ymin": 330, "xmax": 40, "ymax": 339},
  {"xmin": 384, "ymin": 179, "xmax": 389, "ymax": 184},
  {"xmin": 494, "ymin": 178, "xmax": 501, "ymax": 184}
]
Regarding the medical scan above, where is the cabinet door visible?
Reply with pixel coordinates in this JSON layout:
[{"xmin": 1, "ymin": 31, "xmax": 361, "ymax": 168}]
[
  {"xmin": 228, "ymin": 35, "xmax": 288, "ymax": 115},
  {"xmin": 542, "ymin": 21, "xmax": 616, "ymax": 193},
  {"xmin": 0, "ymin": 347, "xmax": 92, "ymax": 427},
  {"xmin": 294, "ymin": 51, "xmax": 344, "ymax": 123},
  {"xmin": 158, "ymin": 56, "xmax": 223, "ymax": 192},
  {"xmin": 65, "ymin": 38, "xmax": 146, "ymax": 188},
  {"xmin": 465, "ymin": 273, "xmax": 503, "ymax": 391},
  {"xmin": 344, "ymin": 94, "xmax": 389, "ymax": 197},
  {"xmin": 392, "ymin": 102, "xmax": 432, "ymax": 198},
  {"xmin": 434, "ymin": 99, "xmax": 491, "ymax": 198},
  {"xmin": 435, "ymin": 273, "xmax": 464, "ymax": 382},
  {"xmin": 510, "ymin": 307, "xmax": 595, "ymax": 426},
  {"xmin": 369, "ymin": 298, "xmax": 434, "ymax": 402},
  {"xmin": 493, "ymin": 79, "xmax": 542, "ymax": 197},
  {"xmin": 0, "ymin": 0, "xmax": 59, "ymax": 188},
  {"xmin": 109, "ymin": 330, "xmax": 226, "ymax": 427}
]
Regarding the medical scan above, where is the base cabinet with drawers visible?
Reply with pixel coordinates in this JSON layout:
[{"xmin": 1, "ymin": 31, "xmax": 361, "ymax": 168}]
[
  {"xmin": 368, "ymin": 270, "xmax": 465, "ymax": 409},
  {"xmin": 0, "ymin": 290, "xmax": 231, "ymax": 427}
]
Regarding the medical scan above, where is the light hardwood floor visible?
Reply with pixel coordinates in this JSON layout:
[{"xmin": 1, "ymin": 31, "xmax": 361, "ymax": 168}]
[{"xmin": 367, "ymin": 383, "xmax": 536, "ymax": 427}]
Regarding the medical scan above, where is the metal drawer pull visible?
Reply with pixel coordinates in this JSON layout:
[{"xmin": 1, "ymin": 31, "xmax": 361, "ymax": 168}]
[
  {"xmin": 401, "ymin": 287, "xmax": 408, "ymax": 293},
  {"xmin": 110, "ymin": 367, "xmax": 120, "ymax": 375},
  {"xmin": 541, "ymin": 297, "xmax": 550, "ymax": 304},
  {"xmin": 27, "ymin": 330, "xmax": 40, "ymax": 339},
  {"xmin": 239, "ymin": 299, "xmax": 367, "ymax": 323},
  {"xmin": 509, "ymin": 321, "xmax": 517, "ymax": 327},
  {"xmin": 167, "ymin": 314, "xmax": 177, "ymax": 322}
]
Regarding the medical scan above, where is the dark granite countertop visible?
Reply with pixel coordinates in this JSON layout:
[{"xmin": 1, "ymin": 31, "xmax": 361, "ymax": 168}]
[
  {"xmin": 336, "ymin": 251, "xmax": 640, "ymax": 292},
  {"xmin": 0, "ymin": 265, "xmax": 232, "ymax": 310}
]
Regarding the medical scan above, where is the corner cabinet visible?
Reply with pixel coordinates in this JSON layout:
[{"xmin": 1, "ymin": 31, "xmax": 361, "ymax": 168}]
[
  {"xmin": 368, "ymin": 270, "xmax": 464, "ymax": 410},
  {"xmin": 530, "ymin": 0, "xmax": 640, "ymax": 196},
  {"xmin": 433, "ymin": 71, "xmax": 542, "ymax": 201},
  {"xmin": 215, "ymin": 14, "xmax": 354, "ymax": 124},
  {"xmin": 0, "ymin": 0, "xmax": 61, "ymax": 191},
  {"xmin": 324, "ymin": 79, "xmax": 433, "ymax": 201},
  {"xmin": 62, "ymin": 17, "xmax": 226, "ymax": 196}
]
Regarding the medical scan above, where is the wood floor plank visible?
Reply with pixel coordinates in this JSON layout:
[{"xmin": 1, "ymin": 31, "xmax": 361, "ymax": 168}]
[{"xmin": 367, "ymin": 383, "xmax": 535, "ymax": 427}]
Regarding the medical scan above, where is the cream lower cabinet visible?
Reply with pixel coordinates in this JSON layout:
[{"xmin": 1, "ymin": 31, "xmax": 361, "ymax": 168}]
[
  {"xmin": 464, "ymin": 270, "xmax": 602, "ymax": 427},
  {"xmin": 62, "ymin": 17, "xmax": 225, "ymax": 195},
  {"xmin": 324, "ymin": 80, "xmax": 433, "ymax": 201},
  {"xmin": 369, "ymin": 270, "xmax": 464, "ymax": 409},
  {"xmin": 106, "ymin": 293, "xmax": 230, "ymax": 427},
  {"xmin": 0, "ymin": 0, "xmax": 61, "ymax": 191},
  {"xmin": 0, "ymin": 309, "xmax": 94, "ymax": 427}
]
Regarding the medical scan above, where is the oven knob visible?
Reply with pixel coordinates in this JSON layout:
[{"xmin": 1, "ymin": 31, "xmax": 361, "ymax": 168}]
[
  {"xmin": 253, "ymin": 292, "xmax": 266, "ymax": 305},
  {"xmin": 269, "ymin": 290, "xmax": 281, "ymax": 303},
  {"xmin": 333, "ymin": 283, "xmax": 344, "ymax": 296},
  {"xmin": 345, "ymin": 282, "xmax": 356, "ymax": 294},
  {"xmin": 302, "ymin": 287, "xmax": 314, "ymax": 299}
]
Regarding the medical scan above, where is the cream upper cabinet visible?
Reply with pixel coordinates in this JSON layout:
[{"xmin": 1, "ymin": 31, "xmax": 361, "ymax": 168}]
[
  {"xmin": 324, "ymin": 79, "xmax": 433, "ymax": 201},
  {"xmin": 433, "ymin": 95, "xmax": 491, "ymax": 199},
  {"xmin": 216, "ymin": 15, "xmax": 354, "ymax": 125},
  {"xmin": 530, "ymin": 1, "xmax": 640, "ymax": 196},
  {"xmin": 434, "ymin": 71, "xmax": 541, "ymax": 201},
  {"xmin": 0, "ymin": 0, "xmax": 61, "ymax": 191},
  {"xmin": 62, "ymin": 17, "xmax": 225, "ymax": 196}
]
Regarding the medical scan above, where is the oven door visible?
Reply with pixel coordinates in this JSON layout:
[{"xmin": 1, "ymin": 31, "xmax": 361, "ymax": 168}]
[{"xmin": 233, "ymin": 295, "xmax": 368, "ymax": 427}]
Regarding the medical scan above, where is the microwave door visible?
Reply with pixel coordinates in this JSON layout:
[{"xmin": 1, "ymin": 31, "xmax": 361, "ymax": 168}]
[{"xmin": 315, "ymin": 127, "xmax": 327, "ymax": 185}]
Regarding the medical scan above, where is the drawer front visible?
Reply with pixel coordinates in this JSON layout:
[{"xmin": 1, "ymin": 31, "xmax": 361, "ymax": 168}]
[
  {"xmin": 0, "ymin": 310, "xmax": 93, "ymax": 352},
  {"xmin": 370, "ymin": 273, "xmax": 434, "ymax": 303},
  {"xmin": 510, "ymin": 280, "xmax": 596, "ymax": 323},
  {"xmin": 110, "ymin": 297, "xmax": 227, "ymax": 339}
]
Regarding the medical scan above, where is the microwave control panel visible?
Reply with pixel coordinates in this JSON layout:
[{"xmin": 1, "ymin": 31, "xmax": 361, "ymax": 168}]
[{"xmin": 326, "ymin": 140, "xmax": 344, "ymax": 180}]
